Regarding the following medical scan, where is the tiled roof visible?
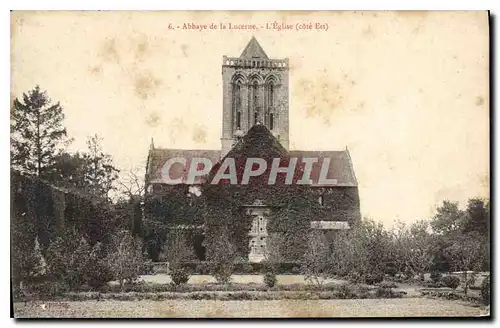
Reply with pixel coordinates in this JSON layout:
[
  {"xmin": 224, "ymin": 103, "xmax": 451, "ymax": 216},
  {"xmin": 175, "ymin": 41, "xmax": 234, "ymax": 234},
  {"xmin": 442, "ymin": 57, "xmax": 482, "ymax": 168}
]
[
  {"xmin": 240, "ymin": 36, "xmax": 268, "ymax": 59},
  {"xmin": 146, "ymin": 127, "xmax": 358, "ymax": 187},
  {"xmin": 147, "ymin": 148, "xmax": 220, "ymax": 184}
]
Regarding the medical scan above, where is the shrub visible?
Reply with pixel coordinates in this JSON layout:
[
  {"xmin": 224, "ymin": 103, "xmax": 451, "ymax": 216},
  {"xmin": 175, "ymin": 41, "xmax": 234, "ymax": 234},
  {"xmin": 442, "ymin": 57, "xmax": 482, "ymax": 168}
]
[
  {"xmin": 106, "ymin": 230, "xmax": 146, "ymax": 291},
  {"xmin": 336, "ymin": 284, "xmax": 357, "ymax": 299},
  {"xmin": 378, "ymin": 281, "xmax": 398, "ymax": 289},
  {"xmin": 365, "ymin": 272, "xmax": 384, "ymax": 285},
  {"xmin": 348, "ymin": 272, "xmax": 362, "ymax": 284},
  {"xmin": 357, "ymin": 286, "xmax": 371, "ymax": 299},
  {"xmin": 291, "ymin": 266, "xmax": 301, "ymax": 274},
  {"xmin": 480, "ymin": 275, "xmax": 490, "ymax": 305},
  {"xmin": 196, "ymin": 261, "xmax": 211, "ymax": 275},
  {"xmin": 264, "ymin": 271, "xmax": 277, "ymax": 288},
  {"xmin": 171, "ymin": 268, "xmax": 190, "ymax": 286},
  {"xmin": 85, "ymin": 242, "xmax": 113, "ymax": 289},
  {"xmin": 423, "ymin": 281, "xmax": 445, "ymax": 288},
  {"xmin": 46, "ymin": 233, "xmax": 91, "ymax": 290},
  {"xmin": 302, "ymin": 231, "xmax": 330, "ymax": 287},
  {"xmin": 430, "ymin": 271, "xmax": 443, "ymax": 282},
  {"xmin": 207, "ymin": 234, "xmax": 236, "ymax": 284},
  {"xmin": 211, "ymin": 262, "xmax": 234, "ymax": 284},
  {"xmin": 375, "ymin": 287, "xmax": 402, "ymax": 298},
  {"xmin": 441, "ymin": 275, "xmax": 460, "ymax": 289}
]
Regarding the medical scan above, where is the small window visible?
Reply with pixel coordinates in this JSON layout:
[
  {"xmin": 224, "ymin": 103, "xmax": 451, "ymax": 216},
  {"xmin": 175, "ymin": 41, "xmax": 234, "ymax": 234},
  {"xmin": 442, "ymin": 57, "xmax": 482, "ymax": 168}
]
[
  {"xmin": 270, "ymin": 113, "xmax": 274, "ymax": 130},
  {"xmin": 236, "ymin": 111, "xmax": 241, "ymax": 129},
  {"xmin": 254, "ymin": 112, "xmax": 258, "ymax": 125}
]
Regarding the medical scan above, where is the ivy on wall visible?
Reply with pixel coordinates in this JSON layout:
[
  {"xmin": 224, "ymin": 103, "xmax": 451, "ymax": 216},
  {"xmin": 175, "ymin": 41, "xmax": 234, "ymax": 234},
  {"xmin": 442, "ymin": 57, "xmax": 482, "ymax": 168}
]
[
  {"xmin": 11, "ymin": 170, "xmax": 118, "ymax": 253},
  {"xmin": 143, "ymin": 125, "xmax": 361, "ymax": 262}
]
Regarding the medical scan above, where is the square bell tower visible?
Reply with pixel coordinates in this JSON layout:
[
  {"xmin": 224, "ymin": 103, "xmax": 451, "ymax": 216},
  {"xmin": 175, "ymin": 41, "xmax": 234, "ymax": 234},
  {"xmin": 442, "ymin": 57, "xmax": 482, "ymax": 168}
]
[{"xmin": 221, "ymin": 36, "xmax": 289, "ymax": 156}]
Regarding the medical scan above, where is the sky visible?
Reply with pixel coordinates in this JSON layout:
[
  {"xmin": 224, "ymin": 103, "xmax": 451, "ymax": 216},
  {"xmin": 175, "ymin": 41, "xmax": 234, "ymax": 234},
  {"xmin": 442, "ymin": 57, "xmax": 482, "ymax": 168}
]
[{"xmin": 10, "ymin": 11, "xmax": 490, "ymax": 227}]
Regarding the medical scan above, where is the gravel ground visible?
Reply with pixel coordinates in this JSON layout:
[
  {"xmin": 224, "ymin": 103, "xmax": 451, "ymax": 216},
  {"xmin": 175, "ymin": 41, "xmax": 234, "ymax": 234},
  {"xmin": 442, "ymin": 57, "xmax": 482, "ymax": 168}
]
[
  {"xmin": 14, "ymin": 298, "xmax": 487, "ymax": 318},
  {"xmin": 135, "ymin": 274, "xmax": 344, "ymax": 285}
]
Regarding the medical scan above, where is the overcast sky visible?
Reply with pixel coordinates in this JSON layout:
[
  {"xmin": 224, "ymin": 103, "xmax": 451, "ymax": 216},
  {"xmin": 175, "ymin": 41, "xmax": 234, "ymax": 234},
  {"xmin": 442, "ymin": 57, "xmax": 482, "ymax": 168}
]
[{"xmin": 11, "ymin": 11, "xmax": 489, "ymax": 227}]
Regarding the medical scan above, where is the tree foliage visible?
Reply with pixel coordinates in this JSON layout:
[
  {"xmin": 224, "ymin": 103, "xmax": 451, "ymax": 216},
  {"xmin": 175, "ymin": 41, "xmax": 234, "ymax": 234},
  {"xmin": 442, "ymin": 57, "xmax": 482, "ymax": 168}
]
[{"xmin": 11, "ymin": 85, "xmax": 70, "ymax": 178}]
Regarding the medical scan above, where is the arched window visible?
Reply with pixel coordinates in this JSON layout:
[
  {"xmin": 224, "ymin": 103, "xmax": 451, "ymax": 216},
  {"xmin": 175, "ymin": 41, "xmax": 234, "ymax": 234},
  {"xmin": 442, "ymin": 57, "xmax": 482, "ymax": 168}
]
[
  {"xmin": 252, "ymin": 81, "xmax": 259, "ymax": 110},
  {"xmin": 265, "ymin": 80, "xmax": 276, "ymax": 130},
  {"xmin": 232, "ymin": 81, "xmax": 242, "ymax": 131},
  {"xmin": 251, "ymin": 81, "xmax": 259, "ymax": 124},
  {"xmin": 268, "ymin": 81, "xmax": 274, "ymax": 107},
  {"xmin": 236, "ymin": 111, "xmax": 241, "ymax": 129}
]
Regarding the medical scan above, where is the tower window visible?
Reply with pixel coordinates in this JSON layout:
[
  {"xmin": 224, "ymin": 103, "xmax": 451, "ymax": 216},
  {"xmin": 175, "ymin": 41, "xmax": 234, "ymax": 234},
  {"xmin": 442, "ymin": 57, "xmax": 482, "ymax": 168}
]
[
  {"xmin": 268, "ymin": 83, "xmax": 274, "ymax": 107},
  {"xmin": 270, "ymin": 113, "xmax": 274, "ymax": 130},
  {"xmin": 252, "ymin": 81, "xmax": 259, "ymax": 109},
  {"xmin": 254, "ymin": 112, "xmax": 258, "ymax": 125},
  {"xmin": 232, "ymin": 81, "xmax": 242, "ymax": 132},
  {"xmin": 236, "ymin": 111, "xmax": 241, "ymax": 129}
]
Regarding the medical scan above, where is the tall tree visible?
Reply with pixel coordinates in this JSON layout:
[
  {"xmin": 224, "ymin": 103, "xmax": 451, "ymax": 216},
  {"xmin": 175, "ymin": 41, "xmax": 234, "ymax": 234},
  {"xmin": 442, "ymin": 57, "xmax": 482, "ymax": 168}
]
[
  {"xmin": 83, "ymin": 134, "xmax": 119, "ymax": 199},
  {"xmin": 11, "ymin": 86, "xmax": 70, "ymax": 177},
  {"xmin": 462, "ymin": 198, "xmax": 489, "ymax": 237},
  {"xmin": 430, "ymin": 201, "xmax": 465, "ymax": 237}
]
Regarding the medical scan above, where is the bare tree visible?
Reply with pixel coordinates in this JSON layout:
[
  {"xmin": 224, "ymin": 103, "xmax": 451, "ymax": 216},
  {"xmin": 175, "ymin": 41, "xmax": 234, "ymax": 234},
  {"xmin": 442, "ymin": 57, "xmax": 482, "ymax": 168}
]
[
  {"xmin": 106, "ymin": 231, "xmax": 145, "ymax": 291},
  {"xmin": 116, "ymin": 167, "xmax": 145, "ymax": 201},
  {"xmin": 445, "ymin": 232, "xmax": 482, "ymax": 296},
  {"xmin": 302, "ymin": 230, "xmax": 330, "ymax": 287},
  {"xmin": 402, "ymin": 220, "xmax": 433, "ymax": 280}
]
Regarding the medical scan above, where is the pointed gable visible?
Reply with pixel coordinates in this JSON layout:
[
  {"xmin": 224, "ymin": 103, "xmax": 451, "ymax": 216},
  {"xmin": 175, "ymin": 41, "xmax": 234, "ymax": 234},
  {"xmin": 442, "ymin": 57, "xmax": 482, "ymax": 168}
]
[
  {"xmin": 208, "ymin": 123, "xmax": 289, "ymax": 185},
  {"xmin": 240, "ymin": 36, "xmax": 269, "ymax": 59}
]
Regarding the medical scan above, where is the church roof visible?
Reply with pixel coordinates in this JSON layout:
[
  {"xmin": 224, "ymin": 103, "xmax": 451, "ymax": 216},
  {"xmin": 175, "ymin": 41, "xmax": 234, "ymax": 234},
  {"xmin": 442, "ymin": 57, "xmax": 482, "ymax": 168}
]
[
  {"xmin": 146, "ymin": 148, "xmax": 221, "ymax": 184},
  {"xmin": 240, "ymin": 36, "xmax": 269, "ymax": 59},
  {"xmin": 146, "ymin": 127, "xmax": 358, "ymax": 187},
  {"xmin": 288, "ymin": 150, "xmax": 358, "ymax": 187}
]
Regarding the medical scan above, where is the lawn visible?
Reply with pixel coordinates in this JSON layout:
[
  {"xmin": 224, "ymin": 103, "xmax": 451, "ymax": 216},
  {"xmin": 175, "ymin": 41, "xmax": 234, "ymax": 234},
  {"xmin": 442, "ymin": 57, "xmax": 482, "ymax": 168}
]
[
  {"xmin": 14, "ymin": 298, "xmax": 487, "ymax": 318},
  {"xmin": 136, "ymin": 274, "xmax": 344, "ymax": 285}
]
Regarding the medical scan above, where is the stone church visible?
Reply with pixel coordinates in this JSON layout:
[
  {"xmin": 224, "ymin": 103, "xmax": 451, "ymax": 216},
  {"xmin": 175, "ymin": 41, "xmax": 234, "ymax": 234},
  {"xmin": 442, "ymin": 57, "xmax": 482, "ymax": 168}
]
[{"xmin": 145, "ymin": 37, "xmax": 360, "ymax": 262}]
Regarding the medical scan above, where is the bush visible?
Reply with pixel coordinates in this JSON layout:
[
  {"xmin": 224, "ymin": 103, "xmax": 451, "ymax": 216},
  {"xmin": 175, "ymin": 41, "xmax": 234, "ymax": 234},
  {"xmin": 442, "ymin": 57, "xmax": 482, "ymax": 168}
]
[
  {"xmin": 348, "ymin": 272, "xmax": 362, "ymax": 284},
  {"xmin": 441, "ymin": 275, "xmax": 460, "ymax": 289},
  {"xmin": 423, "ymin": 281, "xmax": 446, "ymax": 288},
  {"xmin": 375, "ymin": 287, "xmax": 402, "ymax": 298},
  {"xmin": 195, "ymin": 261, "xmax": 211, "ymax": 275},
  {"xmin": 171, "ymin": 268, "xmax": 190, "ymax": 286},
  {"xmin": 336, "ymin": 284, "xmax": 357, "ymax": 299},
  {"xmin": 46, "ymin": 233, "xmax": 92, "ymax": 290},
  {"xmin": 106, "ymin": 231, "xmax": 146, "ymax": 290},
  {"xmin": 480, "ymin": 275, "xmax": 490, "ymax": 305},
  {"xmin": 378, "ymin": 281, "xmax": 398, "ymax": 289},
  {"xmin": 264, "ymin": 272, "xmax": 277, "ymax": 288},
  {"xmin": 430, "ymin": 271, "xmax": 443, "ymax": 282},
  {"xmin": 365, "ymin": 272, "xmax": 384, "ymax": 285},
  {"xmin": 291, "ymin": 266, "xmax": 301, "ymax": 274},
  {"xmin": 85, "ymin": 242, "xmax": 113, "ymax": 289},
  {"xmin": 211, "ymin": 262, "xmax": 234, "ymax": 284}
]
